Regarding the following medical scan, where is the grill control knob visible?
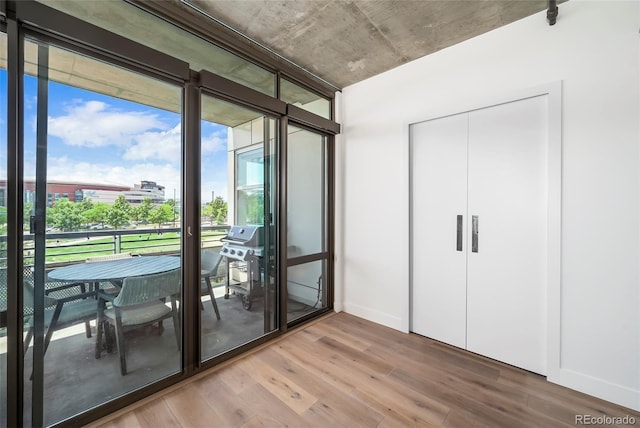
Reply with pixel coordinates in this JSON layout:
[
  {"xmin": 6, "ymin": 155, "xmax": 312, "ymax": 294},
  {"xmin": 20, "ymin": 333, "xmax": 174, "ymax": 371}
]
[
  {"xmin": 230, "ymin": 249, "xmax": 236, "ymax": 255},
  {"xmin": 237, "ymin": 250, "xmax": 244, "ymax": 257}
]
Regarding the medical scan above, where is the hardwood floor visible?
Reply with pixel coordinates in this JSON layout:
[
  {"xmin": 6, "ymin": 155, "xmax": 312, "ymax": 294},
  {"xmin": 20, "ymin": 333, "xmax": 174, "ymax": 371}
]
[{"xmin": 91, "ymin": 312, "xmax": 640, "ymax": 427}]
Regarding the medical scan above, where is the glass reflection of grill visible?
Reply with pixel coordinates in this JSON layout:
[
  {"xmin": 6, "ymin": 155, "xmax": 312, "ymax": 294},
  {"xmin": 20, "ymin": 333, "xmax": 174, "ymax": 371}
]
[{"xmin": 220, "ymin": 225, "xmax": 263, "ymax": 310}]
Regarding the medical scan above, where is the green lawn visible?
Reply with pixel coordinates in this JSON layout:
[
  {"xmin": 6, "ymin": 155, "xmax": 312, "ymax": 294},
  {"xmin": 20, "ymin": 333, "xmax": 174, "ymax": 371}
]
[{"xmin": 23, "ymin": 230, "xmax": 225, "ymax": 265}]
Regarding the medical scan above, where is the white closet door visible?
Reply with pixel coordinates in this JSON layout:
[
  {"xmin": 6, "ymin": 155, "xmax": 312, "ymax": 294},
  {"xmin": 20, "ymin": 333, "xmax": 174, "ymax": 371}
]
[
  {"xmin": 466, "ymin": 95, "xmax": 548, "ymax": 375},
  {"xmin": 411, "ymin": 113, "xmax": 468, "ymax": 348}
]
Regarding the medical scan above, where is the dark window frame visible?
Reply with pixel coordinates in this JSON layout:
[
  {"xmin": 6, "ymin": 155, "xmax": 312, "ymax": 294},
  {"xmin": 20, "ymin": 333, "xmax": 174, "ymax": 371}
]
[{"xmin": 3, "ymin": 1, "xmax": 339, "ymax": 426}]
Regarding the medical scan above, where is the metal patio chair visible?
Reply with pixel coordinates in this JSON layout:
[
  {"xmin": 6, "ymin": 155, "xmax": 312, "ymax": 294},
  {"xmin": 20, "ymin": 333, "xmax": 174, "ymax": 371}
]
[
  {"xmin": 23, "ymin": 278, "xmax": 98, "ymax": 359},
  {"xmin": 200, "ymin": 249, "xmax": 224, "ymax": 320},
  {"xmin": 97, "ymin": 268, "xmax": 181, "ymax": 375}
]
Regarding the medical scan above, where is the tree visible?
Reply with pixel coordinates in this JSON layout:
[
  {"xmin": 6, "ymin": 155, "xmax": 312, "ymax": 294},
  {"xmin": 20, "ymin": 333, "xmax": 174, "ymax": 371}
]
[
  {"xmin": 130, "ymin": 197, "xmax": 154, "ymax": 223},
  {"xmin": 202, "ymin": 196, "xmax": 228, "ymax": 225},
  {"xmin": 79, "ymin": 198, "xmax": 94, "ymax": 212},
  {"xmin": 148, "ymin": 203, "xmax": 173, "ymax": 229},
  {"xmin": 211, "ymin": 196, "xmax": 227, "ymax": 224},
  {"xmin": 105, "ymin": 195, "xmax": 130, "ymax": 229},
  {"xmin": 83, "ymin": 202, "xmax": 109, "ymax": 226},
  {"xmin": 48, "ymin": 198, "xmax": 84, "ymax": 231},
  {"xmin": 201, "ymin": 202, "xmax": 214, "ymax": 224},
  {"xmin": 215, "ymin": 203, "xmax": 228, "ymax": 225},
  {"xmin": 0, "ymin": 207, "xmax": 8, "ymax": 247},
  {"xmin": 23, "ymin": 201, "xmax": 33, "ymax": 229},
  {"xmin": 245, "ymin": 193, "xmax": 263, "ymax": 224},
  {"xmin": 166, "ymin": 198, "xmax": 177, "ymax": 225}
]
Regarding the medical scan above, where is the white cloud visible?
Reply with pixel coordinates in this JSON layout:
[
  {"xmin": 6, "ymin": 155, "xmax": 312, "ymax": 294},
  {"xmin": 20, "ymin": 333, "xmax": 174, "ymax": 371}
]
[
  {"xmin": 122, "ymin": 125, "xmax": 227, "ymax": 161},
  {"xmin": 123, "ymin": 123, "xmax": 181, "ymax": 161},
  {"xmin": 48, "ymin": 100, "xmax": 169, "ymax": 148},
  {"xmin": 26, "ymin": 99, "xmax": 232, "ymax": 203},
  {"xmin": 202, "ymin": 130, "xmax": 227, "ymax": 154}
]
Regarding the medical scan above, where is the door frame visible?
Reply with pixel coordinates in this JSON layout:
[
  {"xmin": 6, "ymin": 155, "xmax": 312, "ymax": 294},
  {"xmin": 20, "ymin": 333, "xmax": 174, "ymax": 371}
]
[{"xmin": 407, "ymin": 81, "xmax": 562, "ymax": 375}]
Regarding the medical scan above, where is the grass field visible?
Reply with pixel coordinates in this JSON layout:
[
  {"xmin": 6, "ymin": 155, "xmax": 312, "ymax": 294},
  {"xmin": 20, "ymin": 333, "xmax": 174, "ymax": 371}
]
[{"xmin": 22, "ymin": 230, "xmax": 226, "ymax": 265}]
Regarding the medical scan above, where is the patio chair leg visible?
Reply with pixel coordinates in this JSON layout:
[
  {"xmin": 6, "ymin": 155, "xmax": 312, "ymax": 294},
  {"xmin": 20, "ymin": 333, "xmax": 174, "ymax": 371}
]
[
  {"xmin": 96, "ymin": 302, "xmax": 105, "ymax": 359},
  {"xmin": 43, "ymin": 303, "xmax": 64, "ymax": 355},
  {"xmin": 84, "ymin": 320, "xmax": 92, "ymax": 338},
  {"xmin": 114, "ymin": 315, "xmax": 127, "ymax": 375},
  {"xmin": 206, "ymin": 277, "xmax": 221, "ymax": 320},
  {"xmin": 24, "ymin": 328, "xmax": 33, "ymax": 355},
  {"xmin": 43, "ymin": 323, "xmax": 56, "ymax": 355},
  {"xmin": 171, "ymin": 297, "xmax": 181, "ymax": 351},
  {"xmin": 105, "ymin": 323, "xmax": 114, "ymax": 353}
]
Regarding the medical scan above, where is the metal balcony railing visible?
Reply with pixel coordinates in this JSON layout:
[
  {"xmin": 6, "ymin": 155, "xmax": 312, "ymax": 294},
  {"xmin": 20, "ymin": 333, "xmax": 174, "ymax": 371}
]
[
  {"xmin": 0, "ymin": 225, "xmax": 230, "ymax": 326},
  {"xmin": 0, "ymin": 225, "xmax": 229, "ymax": 267}
]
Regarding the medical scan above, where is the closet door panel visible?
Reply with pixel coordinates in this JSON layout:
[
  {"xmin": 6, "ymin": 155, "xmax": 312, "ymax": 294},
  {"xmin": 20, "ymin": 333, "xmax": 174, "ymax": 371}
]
[
  {"xmin": 411, "ymin": 113, "xmax": 468, "ymax": 348},
  {"xmin": 466, "ymin": 96, "xmax": 548, "ymax": 374}
]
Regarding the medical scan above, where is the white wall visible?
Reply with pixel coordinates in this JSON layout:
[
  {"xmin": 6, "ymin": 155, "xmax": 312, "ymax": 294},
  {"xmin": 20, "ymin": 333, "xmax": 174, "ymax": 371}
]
[{"xmin": 339, "ymin": 0, "xmax": 639, "ymax": 411}]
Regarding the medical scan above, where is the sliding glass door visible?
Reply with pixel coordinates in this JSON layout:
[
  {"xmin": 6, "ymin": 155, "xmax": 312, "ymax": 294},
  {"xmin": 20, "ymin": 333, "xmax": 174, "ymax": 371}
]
[
  {"xmin": 286, "ymin": 126, "xmax": 330, "ymax": 323},
  {"xmin": 199, "ymin": 95, "xmax": 278, "ymax": 362},
  {"xmin": 0, "ymin": 2, "xmax": 337, "ymax": 424},
  {"xmin": 22, "ymin": 37, "xmax": 183, "ymax": 426}
]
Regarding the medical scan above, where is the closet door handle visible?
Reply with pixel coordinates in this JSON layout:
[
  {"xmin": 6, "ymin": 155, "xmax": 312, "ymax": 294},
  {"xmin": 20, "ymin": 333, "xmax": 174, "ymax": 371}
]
[
  {"xmin": 456, "ymin": 215, "xmax": 463, "ymax": 251},
  {"xmin": 472, "ymin": 215, "xmax": 479, "ymax": 253}
]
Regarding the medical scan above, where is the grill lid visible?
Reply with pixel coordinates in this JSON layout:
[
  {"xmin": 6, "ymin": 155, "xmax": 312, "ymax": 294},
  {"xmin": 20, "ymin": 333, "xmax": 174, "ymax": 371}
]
[
  {"xmin": 220, "ymin": 225, "xmax": 264, "ymax": 261},
  {"xmin": 221, "ymin": 225, "xmax": 263, "ymax": 247}
]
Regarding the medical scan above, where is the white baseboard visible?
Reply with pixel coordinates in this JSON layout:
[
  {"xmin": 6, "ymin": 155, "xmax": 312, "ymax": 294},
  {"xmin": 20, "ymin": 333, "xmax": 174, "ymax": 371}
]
[
  {"xmin": 342, "ymin": 301, "xmax": 403, "ymax": 332},
  {"xmin": 548, "ymin": 368, "xmax": 640, "ymax": 412}
]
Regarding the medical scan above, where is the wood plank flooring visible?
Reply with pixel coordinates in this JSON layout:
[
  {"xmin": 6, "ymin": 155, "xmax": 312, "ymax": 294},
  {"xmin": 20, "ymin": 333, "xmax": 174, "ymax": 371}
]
[{"xmin": 91, "ymin": 312, "xmax": 640, "ymax": 428}]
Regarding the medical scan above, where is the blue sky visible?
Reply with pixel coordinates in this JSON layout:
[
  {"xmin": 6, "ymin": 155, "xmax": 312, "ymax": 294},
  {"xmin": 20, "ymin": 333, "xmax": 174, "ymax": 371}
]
[{"xmin": 18, "ymin": 73, "xmax": 229, "ymax": 203}]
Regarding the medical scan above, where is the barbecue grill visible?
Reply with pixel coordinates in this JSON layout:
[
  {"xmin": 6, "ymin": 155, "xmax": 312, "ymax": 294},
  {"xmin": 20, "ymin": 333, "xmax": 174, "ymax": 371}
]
[{"xmin": 220, "ymin": 225, "xmax": 264, "ymax": 309}]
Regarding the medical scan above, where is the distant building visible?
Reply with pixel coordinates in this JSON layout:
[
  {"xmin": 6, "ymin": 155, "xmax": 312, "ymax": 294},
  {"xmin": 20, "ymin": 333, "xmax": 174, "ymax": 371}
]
[
  {"xmin": 126, "ymin": 181, "xmax": 166, "ymax": 204},
  {"xmin": 0, "ymin": 180, "xmax": 165, "ymax": 207},
  {"xmin": 81, "ymin": 181, "xmax": 165, "ymax": 206}
]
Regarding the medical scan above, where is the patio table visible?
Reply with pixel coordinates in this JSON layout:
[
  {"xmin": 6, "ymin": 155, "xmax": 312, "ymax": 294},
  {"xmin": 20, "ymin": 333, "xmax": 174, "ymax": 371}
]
[
  {"xmin": 47, "ymin": 255, "xmax": 181, "ymax": 357},
  {"xmin": 47, "ymin": 255, "xmax": 181, "ymax": 285}
]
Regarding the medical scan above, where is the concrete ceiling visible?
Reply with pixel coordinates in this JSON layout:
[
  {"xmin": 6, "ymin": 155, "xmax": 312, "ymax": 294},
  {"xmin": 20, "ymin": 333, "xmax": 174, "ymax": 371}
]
[
  {"xmin": 185, "ymin": 0, "xmax": 552, "ymax": 89},
  {"xmin": 24, "ymin": 0, "xmax": 556, "ymax": 125}
]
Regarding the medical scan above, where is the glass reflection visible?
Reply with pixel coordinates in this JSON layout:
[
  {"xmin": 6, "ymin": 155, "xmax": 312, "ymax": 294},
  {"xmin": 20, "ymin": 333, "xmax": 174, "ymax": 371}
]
[
  {"xmin": 287, "ymin": 127, "xmax": 327, "ymax": 257},
  {"xmin": 281, "ymin": 79, "xmax": 330, "ymax": 119},
  {"xmin": 21, "ymin": 39, "xmax": 182, "ymax": 425},
  {"xmin": 287, "ymin": 260, "xmax": 328, "ymax": 323},
  {"xmin": 200, "ymin": 95, "xmax": 277, "ymax": 362},
  {"xmin": 38, "ymin": 0, "xmax": 276, "ymax": 96}
]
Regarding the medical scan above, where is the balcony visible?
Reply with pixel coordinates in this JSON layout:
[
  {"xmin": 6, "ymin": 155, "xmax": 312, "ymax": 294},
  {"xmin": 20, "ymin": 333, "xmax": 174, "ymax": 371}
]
[{"xmin": 0, "ymin": 226, "xmax": 290, "ymax": 426}]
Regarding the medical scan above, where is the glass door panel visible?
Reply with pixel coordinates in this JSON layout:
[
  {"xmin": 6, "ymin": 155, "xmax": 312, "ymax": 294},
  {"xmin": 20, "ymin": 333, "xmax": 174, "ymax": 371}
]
[
  {"xmin": 200, "ymin": 95, "xmax": 277, "ymax": 362},
  {"xmin": 287, "ymin": 126, "xmax": 326, "ymax": 258},
  {"xmin": 286, "ymin": 126, "xmax": 329, "ymax": 323},
  {"xmin": 287, "ymin": 260, "xmax": 328, "ymax": 321},
  {"xmin": 22, "ymin": 38, "xmax": 183, "ymax": 426}
]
